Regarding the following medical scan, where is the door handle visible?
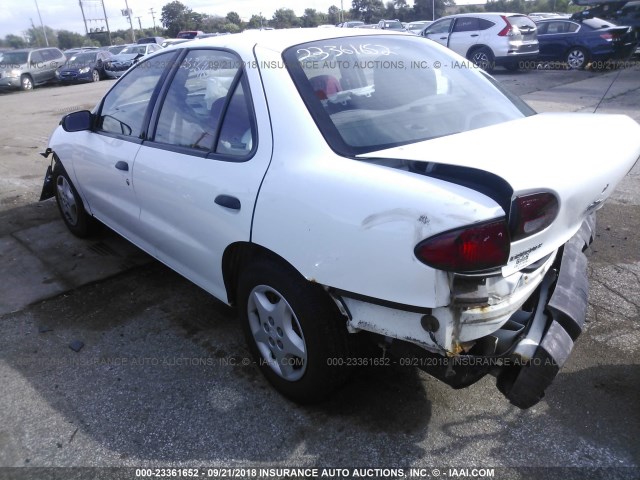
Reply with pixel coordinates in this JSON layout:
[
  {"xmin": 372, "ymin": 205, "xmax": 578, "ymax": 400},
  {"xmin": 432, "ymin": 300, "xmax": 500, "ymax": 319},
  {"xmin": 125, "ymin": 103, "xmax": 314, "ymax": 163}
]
[
  {"xmin": 115, "ymin": 161, "xmax": 129, "ymax": 171},
  {"xmin": 470, "ymin": 34, "xmax": 479, "ymax": 37},
  {"xmin": 215, "ymin": 195, "xmax": 241, "ymax": 210},
  {"xmin": 439, "ymin": 36, "xmax": 447, "ymax": 40}
]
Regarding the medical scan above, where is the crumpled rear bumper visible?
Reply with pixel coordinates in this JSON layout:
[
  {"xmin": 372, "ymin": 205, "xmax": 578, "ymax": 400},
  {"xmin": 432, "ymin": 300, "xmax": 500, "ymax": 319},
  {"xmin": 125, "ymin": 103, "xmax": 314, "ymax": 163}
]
[
  {"xmin": 496, "ymin": 214, "xmax": 595, "ymax": 408},
  {"xmin": 390, "ymin": 214, "xmax": 596, "ymax": 409}
]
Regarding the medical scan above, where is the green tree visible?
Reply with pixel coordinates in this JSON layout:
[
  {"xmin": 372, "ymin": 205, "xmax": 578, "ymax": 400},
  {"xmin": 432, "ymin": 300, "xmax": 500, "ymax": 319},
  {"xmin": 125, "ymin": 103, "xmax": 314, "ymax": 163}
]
[
  {"xmin": 271, "ymin": 8, "xmax": 301, "ymax": 29},
  {"xmin": 56, "ymin": 30, "xmax": 86, "ymax": 49},
  {"xmin": 226, "ymin": 11, "xmax": 242, "ymax": 26},
  {"xmin": 161, "ymin": 1, "xmax": 193, "ymax": 37},
  {"xmin": 25, "ymin": 25, "xmax": 57, "ymax": 47},
  {"xmin": 302, "ymin": 8, "xmax": 321, "ymax": 27},
  {"xmin": 393, "ymin": 0, "xmax": 410, "ymax": 20},
  {"xmin": 4, "ymin": 34, "xmax": 27, "ymax": 48},
  {"xmin": 327, "ymin": 5, "xmax": 342, "ymax": 24},
  {"xmin": 351, "ymin": 0, "xmax": 385, "ymax": 23},
  {"xmin": 247, "ymin": 14, "xmax": 267, "ymax": 29},
  {"xmin": 413, "ymin": 0, "xmax": 453, "ymax": 21}
]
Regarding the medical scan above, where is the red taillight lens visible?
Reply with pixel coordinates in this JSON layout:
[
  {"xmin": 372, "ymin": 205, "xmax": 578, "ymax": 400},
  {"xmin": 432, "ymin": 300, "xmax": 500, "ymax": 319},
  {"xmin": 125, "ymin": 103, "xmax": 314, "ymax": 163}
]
[
  {"xmin": 415, "ymin": 219, "xmax": 509, "ymax": 273},
  {"xmin": 498, "ymin": 16, "xmax": 512, "ymax": 36},
  {"xmin": 600, "ymin": 33, "xmax": 613, "ymax": 41},
  {"xmin": 511, "ymin": 192, "xmax": 559, "ymax": 242}
]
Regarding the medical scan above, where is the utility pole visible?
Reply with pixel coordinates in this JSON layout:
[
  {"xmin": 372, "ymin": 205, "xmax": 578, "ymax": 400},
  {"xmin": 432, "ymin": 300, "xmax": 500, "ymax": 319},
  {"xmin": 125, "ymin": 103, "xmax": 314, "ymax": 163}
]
[
  {"xmin": 123, "ymin": 0, "xmax": 136, "ymax": 42},
  {"xmin": 101, "ymin": 0, "xmax": 112, "ymax": 45},
  {"xmin": 341, "ymin": 0, "xmax": 344, "ymax": 23},
  {"xmin": 149, "ymin": 7, "xmax": 157, "ymax": 33},
  {"xmin": 136, "ymin": 16, "xmax": 142, "ymax": 31},
  {"xmin": 33, "ymin": 0, "xmax": 49, "ymax": 46},
  {"xmin": 79, "ymin": 0, "xmax": 88, "ymax": 34}
]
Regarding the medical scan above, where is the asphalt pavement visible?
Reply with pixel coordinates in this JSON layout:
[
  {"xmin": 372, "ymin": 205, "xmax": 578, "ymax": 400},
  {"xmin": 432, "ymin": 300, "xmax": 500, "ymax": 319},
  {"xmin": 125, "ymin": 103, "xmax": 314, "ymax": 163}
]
[{"xmin": 0, "ymin": 67, "xmax": 639, "ymax": 479}]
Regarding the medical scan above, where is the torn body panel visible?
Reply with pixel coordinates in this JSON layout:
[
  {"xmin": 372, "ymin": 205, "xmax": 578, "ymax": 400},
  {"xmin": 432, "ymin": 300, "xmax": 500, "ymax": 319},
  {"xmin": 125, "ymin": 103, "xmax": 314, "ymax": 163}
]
[{"xmin": 335, "ymin": 215, "xmax": 594, "ymax": 408}]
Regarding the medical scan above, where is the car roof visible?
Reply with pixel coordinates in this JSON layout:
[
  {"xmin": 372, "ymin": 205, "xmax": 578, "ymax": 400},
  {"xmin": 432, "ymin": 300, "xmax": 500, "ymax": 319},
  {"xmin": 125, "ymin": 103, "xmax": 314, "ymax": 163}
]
[
  {"xmin": 164, "ymin": 28, "xmax": 408, "ymax": 55},
  {"xmin": 437, "ymin": 12, "xmax": 526, "ymax": 19}
]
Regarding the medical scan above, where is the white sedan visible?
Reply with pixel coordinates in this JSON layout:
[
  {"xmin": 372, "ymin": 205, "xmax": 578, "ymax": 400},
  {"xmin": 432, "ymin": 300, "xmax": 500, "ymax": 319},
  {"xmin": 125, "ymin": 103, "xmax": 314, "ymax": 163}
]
[{"xmin": 40, "ymin": 29, "xmax": 640, "ymax": 408}]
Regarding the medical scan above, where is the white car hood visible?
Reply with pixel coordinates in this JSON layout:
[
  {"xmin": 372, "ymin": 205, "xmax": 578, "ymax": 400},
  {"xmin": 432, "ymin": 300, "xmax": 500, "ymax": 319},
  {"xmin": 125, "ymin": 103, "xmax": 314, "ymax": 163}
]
[{"xmin": 359, "ymin": 112, "xmax": 640, "ymax": 274}]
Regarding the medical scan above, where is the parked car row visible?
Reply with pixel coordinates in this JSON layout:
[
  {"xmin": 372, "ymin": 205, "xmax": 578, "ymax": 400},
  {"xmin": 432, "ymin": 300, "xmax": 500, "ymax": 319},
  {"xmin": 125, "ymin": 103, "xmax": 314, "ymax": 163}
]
[
  {"xmin": 418, "ymin": 12, "xmax": 637, "ymax": 71},
  {"xmin": 0, "ymin": 41, "xmax": 166, "ymax": 90}
]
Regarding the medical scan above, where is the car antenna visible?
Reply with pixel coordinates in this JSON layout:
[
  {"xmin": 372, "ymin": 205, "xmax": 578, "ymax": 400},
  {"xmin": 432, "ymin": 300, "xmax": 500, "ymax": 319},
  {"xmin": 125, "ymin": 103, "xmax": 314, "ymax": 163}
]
[{"xmin": 593, "ymin": 67, "xmax": 624, "ymax": 113}]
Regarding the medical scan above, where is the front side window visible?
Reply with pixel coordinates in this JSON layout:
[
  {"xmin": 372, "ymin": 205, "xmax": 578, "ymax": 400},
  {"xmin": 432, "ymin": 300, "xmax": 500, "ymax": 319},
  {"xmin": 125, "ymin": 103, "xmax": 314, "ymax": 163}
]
[
  {"xmin": 99, "ymin": 52, "xmax": 176, "ymax": 138},
  {"xmin": 453, "ymin": 17, "xmax": 480, "ymax": 32},
  {"xmin": 285, "ymin": 36, "xmax": 534, "ymax": 156},
  {"xmin": 425, "ymin": 19, "xmax": 453, "ymax": 35}
]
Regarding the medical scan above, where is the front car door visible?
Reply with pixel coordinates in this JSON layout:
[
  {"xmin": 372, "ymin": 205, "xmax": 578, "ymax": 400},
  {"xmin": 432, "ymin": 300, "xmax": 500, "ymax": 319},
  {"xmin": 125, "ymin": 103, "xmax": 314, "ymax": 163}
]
[
  {"xmin": 132, "ymin": 48, "xmax": 273, "ymax": 301},
  {"xmin": 70, "ymin": 51, "xmax": 178, "ymax": 252},
  {"xmin": 422, "ymin": 18, "xmax": 454, "ymax": 48}
]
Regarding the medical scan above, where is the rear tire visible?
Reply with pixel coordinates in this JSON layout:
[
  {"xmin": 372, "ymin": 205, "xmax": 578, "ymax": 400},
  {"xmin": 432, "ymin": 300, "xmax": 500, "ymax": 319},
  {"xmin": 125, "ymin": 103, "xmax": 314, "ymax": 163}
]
[
  {"xmin": 92, "ymin": 69, "xmax": 100, "ymax": 82},
  {"xmin": 469, "ymin": 47, "xmax": 495, "ymax": 72},
  {"xmin": 566, "ymin": 47, "xmax": 588, "ymax": 70},
  {"xmin": 54, "ymin": 167, "xmax": 95, "ymax": 238},
  {"xmin": 238, "ymin": 258, "xmax": 351, "ymax": 404}
]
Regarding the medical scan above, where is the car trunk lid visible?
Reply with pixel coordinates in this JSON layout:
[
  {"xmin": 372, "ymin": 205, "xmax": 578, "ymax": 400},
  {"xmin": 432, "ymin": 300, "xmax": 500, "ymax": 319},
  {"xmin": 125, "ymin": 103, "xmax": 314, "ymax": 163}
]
[{"xmin": 358, "ymin": 113, "xmax": 640, "ymax": 275}]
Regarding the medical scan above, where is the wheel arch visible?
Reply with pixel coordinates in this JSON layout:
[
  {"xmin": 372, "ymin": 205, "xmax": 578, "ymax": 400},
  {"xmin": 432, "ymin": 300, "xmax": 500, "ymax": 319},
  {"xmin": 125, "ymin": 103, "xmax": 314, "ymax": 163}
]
[
  {"xmin": 222, "ymin": 241, "xmax": 314, "ymax": 307},
  {"xmin": 466, "ymin": 44, "xmax": 493, "ymax": 59},
  {"xmin": 47, "ymin": 151, "xmax": 93, "ymax": 214}
]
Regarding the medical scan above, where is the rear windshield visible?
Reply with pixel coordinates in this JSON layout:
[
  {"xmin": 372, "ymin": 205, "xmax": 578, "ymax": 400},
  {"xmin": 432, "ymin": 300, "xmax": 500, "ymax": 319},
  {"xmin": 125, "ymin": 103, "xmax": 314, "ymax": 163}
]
[
  {"xmin": 583, "ymin": 18, "xmax": 616, "ymax": 29},
  {"xmin": 120, "ymin": 46, "xmax": 147, "ymax": 55},
  {"xmin": 284, "ymin": 36, "xmax": 534, "ymax": 155},
  {"xmin": 68, "ymin": 52, "xmax": 97, "ymax": 64},
  {"xmin": 383, "ymin": 21, "xmax": 404, "ymax": 29},
  {"xmin": 509, "ymin": 15, "xmax": 537, "ymax": 29}
]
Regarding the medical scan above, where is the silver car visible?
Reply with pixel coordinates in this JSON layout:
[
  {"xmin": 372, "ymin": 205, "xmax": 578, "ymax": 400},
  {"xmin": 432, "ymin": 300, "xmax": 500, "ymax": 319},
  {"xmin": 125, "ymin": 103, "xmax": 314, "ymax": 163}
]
[{"xmin": 0, "ymin": 47, "xmax": 66, "ymax": 90}]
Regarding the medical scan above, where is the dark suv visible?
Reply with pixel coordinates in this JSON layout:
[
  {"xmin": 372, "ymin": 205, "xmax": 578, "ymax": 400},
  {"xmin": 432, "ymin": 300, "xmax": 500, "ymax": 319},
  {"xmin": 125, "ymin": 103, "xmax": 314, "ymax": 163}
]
[{"xmin": 0, "ymin": 47, "xmax": 66, "ymax": 90}]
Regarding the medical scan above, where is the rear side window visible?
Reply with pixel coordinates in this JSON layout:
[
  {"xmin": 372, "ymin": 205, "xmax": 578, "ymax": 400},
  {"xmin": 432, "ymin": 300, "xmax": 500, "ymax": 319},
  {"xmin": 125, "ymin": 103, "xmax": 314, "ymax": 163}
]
[
  {"xmin": 153, "ymin": 49, "xmax": 255, "ymax": 157},
  {"xmin": 453, "ymin": 17, "xmax": 480, "ymax": 32}
]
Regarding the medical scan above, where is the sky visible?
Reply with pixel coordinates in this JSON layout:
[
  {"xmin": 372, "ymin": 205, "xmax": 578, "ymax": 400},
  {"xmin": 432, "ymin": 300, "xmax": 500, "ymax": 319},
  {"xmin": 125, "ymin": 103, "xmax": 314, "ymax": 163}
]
[{"xmin": 0, "ymin": 0, "xmax": 429, "ymax": 38}]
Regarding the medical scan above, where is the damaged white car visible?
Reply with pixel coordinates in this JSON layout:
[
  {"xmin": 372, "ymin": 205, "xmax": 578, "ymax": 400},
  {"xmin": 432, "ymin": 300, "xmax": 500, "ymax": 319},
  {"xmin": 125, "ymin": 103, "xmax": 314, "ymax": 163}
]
[{"xmin": 40, "ymin": 29, "xmax": 640, "ymax": 408}]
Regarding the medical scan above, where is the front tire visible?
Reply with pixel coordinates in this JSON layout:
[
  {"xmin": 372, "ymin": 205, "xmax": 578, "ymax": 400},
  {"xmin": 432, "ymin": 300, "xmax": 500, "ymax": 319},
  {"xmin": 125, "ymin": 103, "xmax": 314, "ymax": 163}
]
[
  {"xmin": 238, "ymin": 258, "xmax": 351, "ymax": 403},
  {"xmin": 20, "ymin": 75, "xmax": 34, "ymax": 91},
  {"xmin": 54, "ymin": 167, "xmax": 94, "ymax": 237}
]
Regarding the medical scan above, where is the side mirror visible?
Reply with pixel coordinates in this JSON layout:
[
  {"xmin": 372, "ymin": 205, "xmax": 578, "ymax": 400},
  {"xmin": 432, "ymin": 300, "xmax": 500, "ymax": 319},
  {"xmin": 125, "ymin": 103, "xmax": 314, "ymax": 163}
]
[{"xmin": 61, "ymin": 110, "xmax": 92, "ymax": 132}]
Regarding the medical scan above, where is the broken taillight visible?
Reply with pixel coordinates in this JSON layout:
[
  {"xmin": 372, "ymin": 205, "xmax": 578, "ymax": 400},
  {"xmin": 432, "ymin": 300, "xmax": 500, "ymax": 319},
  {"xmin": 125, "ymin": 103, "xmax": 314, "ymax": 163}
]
[
  {"xmin": 510, "ymin": 192, "xmax": 559, "ymax": 242},
  {"xmin": 414, "ymin": 219, "xmax": 510, "ymax": 272}
]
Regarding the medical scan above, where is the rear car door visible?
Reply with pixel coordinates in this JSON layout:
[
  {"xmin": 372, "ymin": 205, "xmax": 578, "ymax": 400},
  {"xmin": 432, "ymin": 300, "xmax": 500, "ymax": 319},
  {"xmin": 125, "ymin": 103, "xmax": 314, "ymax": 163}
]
[
  {"xmin": 448, "ymin": 17, "xmax": 482, "ymax": 56},
  {"xmin": 537, "ymin": 20, "xmax": 578, "ymax": 60},
  {"xmin": 29, "ymin": 50, "xmax": 46, "ymax": 84},
  {"xmin": 70, "ymin": 51, "xmax": 178, "ymax": 252},
  {"xmin": 132, "ymin": 48, "xmax": 273, "ymax": 300}
]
